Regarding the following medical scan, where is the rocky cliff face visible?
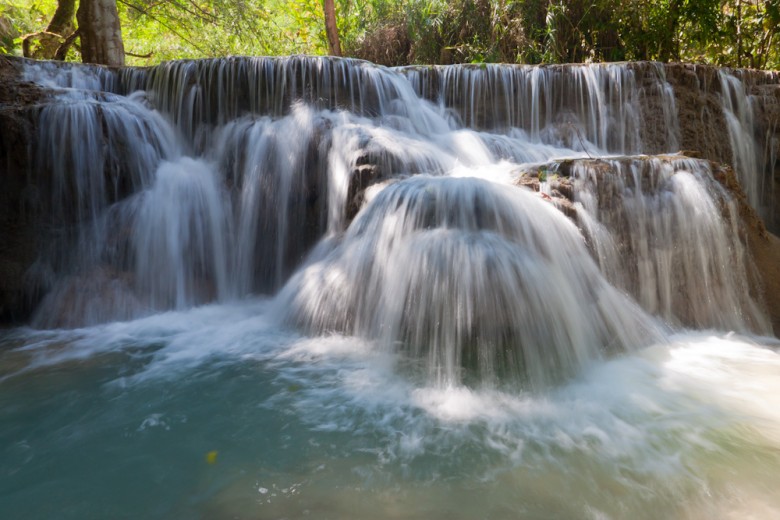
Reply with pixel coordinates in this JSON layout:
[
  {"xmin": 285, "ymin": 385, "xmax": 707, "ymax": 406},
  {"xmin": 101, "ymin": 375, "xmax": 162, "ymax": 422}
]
[
  {"xmin": 516, "ymin": 155, "xmax": 777, "ymax": 333},
  {"xmin": 0, "ymin": 57, "xmax": 44, "ymax": 322},
  {"xmin": 1, "ymin": 56, "xmax": 779, "ymax": 332},
  {"xmin": 642, "ymin": 63, "xmax": 780, "ymax": 230}
]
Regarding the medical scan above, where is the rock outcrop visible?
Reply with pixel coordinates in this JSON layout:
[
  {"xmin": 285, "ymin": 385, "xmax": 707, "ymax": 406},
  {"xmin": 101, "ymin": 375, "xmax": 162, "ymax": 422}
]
[
  {"xmin": 0, "ymin": 57, "xmax": 45, "ymax": 322},
  {"xmin": 517, "ymin": 155, "xmax": 780, "ymax": 335}
]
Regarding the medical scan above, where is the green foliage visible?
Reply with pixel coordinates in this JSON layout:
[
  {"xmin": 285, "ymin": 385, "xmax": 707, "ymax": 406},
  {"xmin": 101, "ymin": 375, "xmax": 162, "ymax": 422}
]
[
  {"xmin": 0, "ymin": 0, "xmax": 59, "ymax": 56},
  {"xmin": 117, "ymin": 0, "xmax": 328, "ymax": 64},
  {"xmin": 346, "ymin": 0, "xmax": 780, "ymax": 69},
  {"xmin": 1, "ymin": 0, "xmax": 329, "ymax": 63},
  {"xmin": 2, "ymin": 0, "xmax": 779, "ymax": 70}
]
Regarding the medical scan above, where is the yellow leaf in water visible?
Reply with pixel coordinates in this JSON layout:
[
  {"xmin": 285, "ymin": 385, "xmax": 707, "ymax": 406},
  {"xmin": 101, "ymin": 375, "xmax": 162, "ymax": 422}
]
[{"xmin": 205, "ymin": 451, "xmax": 218, "ymax": 464}]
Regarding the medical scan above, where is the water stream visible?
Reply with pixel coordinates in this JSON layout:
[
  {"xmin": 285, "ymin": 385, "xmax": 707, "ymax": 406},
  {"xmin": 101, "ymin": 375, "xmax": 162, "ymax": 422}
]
[{"xmin": 2, "ymin": 57, "xmax": 780, "ymax": 519}]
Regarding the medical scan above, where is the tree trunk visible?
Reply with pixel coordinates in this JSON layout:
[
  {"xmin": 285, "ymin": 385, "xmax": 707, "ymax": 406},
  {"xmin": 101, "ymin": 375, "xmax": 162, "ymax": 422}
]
[
  {"xmin": 48, "ymin": 0, "xmax": 77, "ymax": 35},
  {"xmin": 736, "ymin": 0, "xmax": 743, "ymax": 68},
  {"xmin": 659, "ymin": 0, "xmax": 681, "ymax": 62},
  {"xmin": 22, "ymin": 0, "xmax": 76, "ymax": 60},
  {"xmin": 77, "ymin": 0, "xmax": 125, "ymax": 67},
  {"xmin": 323, "ymin": 0, "xmax": 342, "ymax": 56}
]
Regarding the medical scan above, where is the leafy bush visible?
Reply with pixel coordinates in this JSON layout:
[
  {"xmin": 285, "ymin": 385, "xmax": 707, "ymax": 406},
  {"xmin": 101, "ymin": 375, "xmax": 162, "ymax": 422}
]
[{"xmin": 3, "ymin": 0, "xmax": 778, "ymax": 69}]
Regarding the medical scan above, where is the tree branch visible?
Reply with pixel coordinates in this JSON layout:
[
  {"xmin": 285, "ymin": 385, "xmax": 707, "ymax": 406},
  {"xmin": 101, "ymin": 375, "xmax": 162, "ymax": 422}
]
[
  {"xmin": 125, "ymin": 50, "xmax": 154, "ymax": 58},
  {"xmin": 54, "ymin": 28, "xmax": 80, "ymax": 60},
  {"xmin": 116, "ymin": 0, "xmax": 207, "ymax": 54}
]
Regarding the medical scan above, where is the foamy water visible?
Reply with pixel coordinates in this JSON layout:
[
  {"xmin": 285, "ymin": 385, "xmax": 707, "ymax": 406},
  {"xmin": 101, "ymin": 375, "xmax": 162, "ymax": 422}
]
[{"xmin": 2, "ymin": 304, "xmax": 780, "ymax": 519}]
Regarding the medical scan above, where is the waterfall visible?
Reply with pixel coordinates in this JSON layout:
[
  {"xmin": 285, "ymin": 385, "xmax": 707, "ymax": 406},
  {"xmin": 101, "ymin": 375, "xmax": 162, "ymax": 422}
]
[
  {"xmin": 133, "ymin": 158, "xmax": 232, "ymax": 310},
  {"xmin": 23, "ymin": 59, "xmax": 120, "ymax": 91},
  {"xmin": 29, "ymin": 88, "xmax": 181, "ymax": 328},
  {"xmin": 719, "ymin": 72, "xmax": 762, "ymax": 207},
  {"xmin": 531, "ymin": 156, "xmax": 770, "ymax": 334},
  {"xmin": 18, "ymin": 56, "xmax": 774, "ymax": 386},
  {"xmin": 401, "ymin": 62, "xmax": 670, "ymax": 154},
  {"xmin": 6, "ymin": 56, "xmax": 780, "ymax": 520},
  {"xmin": 279, "ymin": 175, "xmax": 663, "ymax": 389},
  {"xmin": 117, "ymin": 56, "xmax": 450, "ymax": 143},
  {"xmin": 718, "ymin": 69, "xmax": 778, "ymax": 225}
]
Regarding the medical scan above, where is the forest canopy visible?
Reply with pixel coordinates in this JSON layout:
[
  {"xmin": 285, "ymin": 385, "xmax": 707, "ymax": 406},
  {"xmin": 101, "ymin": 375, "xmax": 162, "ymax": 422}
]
[{"xmin": 1, "ymin": 0, "xmax": 778, "ymax": 69}]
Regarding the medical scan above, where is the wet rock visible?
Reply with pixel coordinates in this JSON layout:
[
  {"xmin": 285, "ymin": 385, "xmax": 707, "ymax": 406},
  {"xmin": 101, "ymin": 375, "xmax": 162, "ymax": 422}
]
[
  {"xmin": 30, "ymin": 267, "xmax": 142, "ymax": 329},
  {"xmin": 516, "ymin": 155, "xmax": 773, "ymax": 334},
  {"xmin": 0, "ymin": 57, "xmax": 46, "ymax": 322},
  {"xmin": 346, "ymin": 163, "xmax": 381, "ymax": 222}
]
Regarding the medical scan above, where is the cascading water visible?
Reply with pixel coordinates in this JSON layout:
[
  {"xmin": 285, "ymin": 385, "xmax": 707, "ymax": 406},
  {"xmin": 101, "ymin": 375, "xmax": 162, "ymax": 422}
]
[
  {"xmin": 402, "ymin": 62, "xmax": 674, "ymax": 154},
  {"xmin": 720, "ymin": 72, "xmax": 764, "ymax": 209},
  {"xmin": 2, "ymin": 56, "xmax": 780, "ymax": 519},
  {"xmin": 530, "ymin": 156, "xmax": 771, "ymax": 333},
  {"xmin": 718, "ymin": 69, "xmax": 779, "ymax": 228},
  {"xmin": 280, "ymin": 174, "xmax": 663, "ymax": 389},
  {"xmin": 28, "ymin": 88, "xmax": 181, "ymax": 328}
]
